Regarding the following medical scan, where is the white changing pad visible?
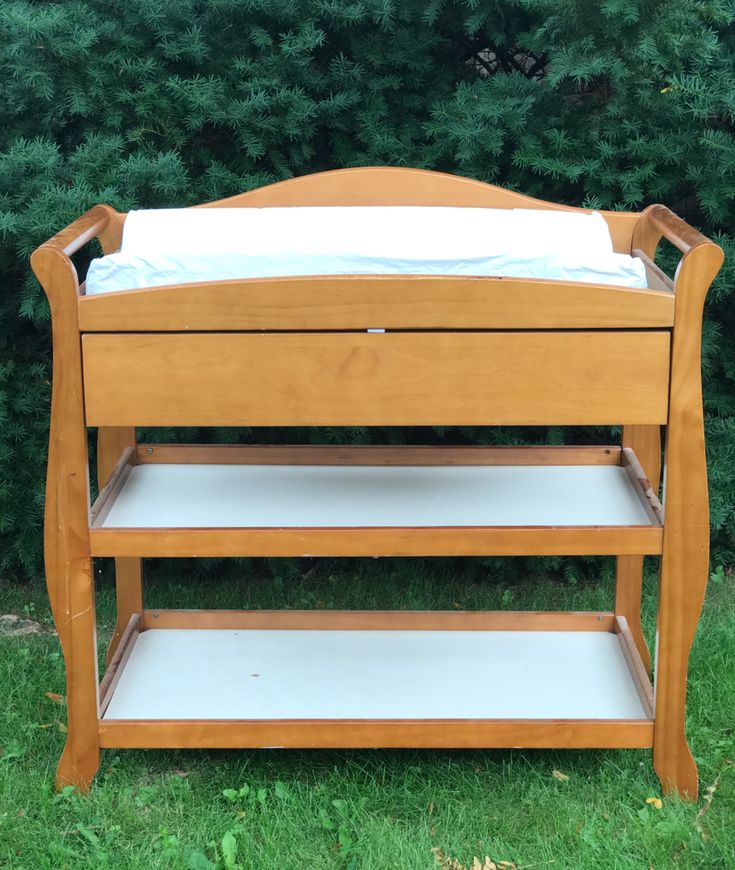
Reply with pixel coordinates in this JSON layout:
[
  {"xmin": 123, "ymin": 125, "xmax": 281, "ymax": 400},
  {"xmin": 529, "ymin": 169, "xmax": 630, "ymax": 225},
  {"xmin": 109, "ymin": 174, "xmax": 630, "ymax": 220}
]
[{"xmin": 85, "ymin": 206, "xmax": 649, "ymax": 294}]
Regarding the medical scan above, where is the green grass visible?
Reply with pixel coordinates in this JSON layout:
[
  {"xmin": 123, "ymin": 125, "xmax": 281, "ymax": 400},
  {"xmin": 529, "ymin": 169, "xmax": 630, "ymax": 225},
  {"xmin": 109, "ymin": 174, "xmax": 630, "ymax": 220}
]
[{"xmin": 1, "ymin": 560, "xmax": 734, "ymax": 869}]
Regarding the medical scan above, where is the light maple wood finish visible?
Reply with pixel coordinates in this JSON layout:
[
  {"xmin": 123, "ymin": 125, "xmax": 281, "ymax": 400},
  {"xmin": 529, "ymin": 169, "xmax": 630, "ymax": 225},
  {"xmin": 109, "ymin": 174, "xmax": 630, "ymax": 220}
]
[
  {"xmin": 652, "ymin": 230, "xmax": 723, "ymax": 800},
  {"xmin": 42, "ymin": 207, "xmax": 111, "ymax": 257},
  {"xmin": 632, "ymin": 204, "xmax": 714, "ymax": 260},
  {"xmin": 77, "ymin": 275, "xmax": 674, "ymax": 331},
  {"xmin": 140, "ymin": 609, "xmax": 617, "ymax": 632},
  {"xmin": 97, "ymin": 431, "xmax": 143, "ymax": 666},
  {"xmin": 31, "ymin": 239, "xmax": 100, "ymax": 793},
  {"xmin": 91, "ymin": 446, "xmax": 134, "ymax": 526},
  {"xmin": 616, "ymin": 429, "xmax": 662, "ymax": 671},
  {"xmin": 134, "ymin": 444, "xmax": 623, "ymax": 466},
  {"xmin": 98, "ymin": 614, "xmax": 140, "ymax": 716},
  {"xmin": 89, "ymin": 525, "xmax": 662, "ymax": 559},
  {"xmin": 81, "ymin": 331, "xmax": 671, "ymax": 427},
  {"xmin": 615, "ymin": 616, "xmax": 655, "ymax": 718},
  {"xmin": 621, "ymin": 446, "xmax": 664, "ymax": 525},
  {"xmin": 97, "ymin": 431, "xmax": 136, "ymax": 485},
  {"xmin": 629, "ymin": 205, "xmax": 723, "ymax": 799},
  {"xmin": 98, "ymin": 718, "xmax": 653, "ymax": 750},
  {"xmin": 621, "ymin": 446, "xmax": 663, "ymax": 523},
  {"xmin": 634, "ymin": 250, "xmax": 674, "ymax": 292},
  {"xmin": 93, "ymin": 204, "xmax": 125, "ymax": 256}
]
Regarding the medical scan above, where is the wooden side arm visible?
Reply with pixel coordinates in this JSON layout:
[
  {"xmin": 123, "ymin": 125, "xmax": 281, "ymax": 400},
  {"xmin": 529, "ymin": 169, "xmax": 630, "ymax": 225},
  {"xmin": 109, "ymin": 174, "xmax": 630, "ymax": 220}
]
[
  {"xmin": 38, "ymin": 205, "xmax": 115, "ymax": 256},
  {"xmin": 31, "ymin": 205, "xmax": 123, "ymax": 300},
  {"xmin": 632, "ymin": 204, "xmax": 719, "ymax": 263}
]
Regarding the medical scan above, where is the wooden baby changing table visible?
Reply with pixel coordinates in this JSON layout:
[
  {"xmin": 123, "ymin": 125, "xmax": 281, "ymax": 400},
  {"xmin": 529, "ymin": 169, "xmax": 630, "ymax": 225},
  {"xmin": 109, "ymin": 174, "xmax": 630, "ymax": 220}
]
[{"xmin": 32, "ymin": 167, "xmax": 723, "ymax": 797}]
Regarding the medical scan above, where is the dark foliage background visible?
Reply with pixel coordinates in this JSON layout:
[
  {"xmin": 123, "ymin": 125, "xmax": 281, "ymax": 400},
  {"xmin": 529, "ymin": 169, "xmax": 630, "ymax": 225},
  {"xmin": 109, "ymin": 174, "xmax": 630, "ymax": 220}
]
[{"xmin": 2, "ymin": 0, "xmax": 735, "ymax": 579}]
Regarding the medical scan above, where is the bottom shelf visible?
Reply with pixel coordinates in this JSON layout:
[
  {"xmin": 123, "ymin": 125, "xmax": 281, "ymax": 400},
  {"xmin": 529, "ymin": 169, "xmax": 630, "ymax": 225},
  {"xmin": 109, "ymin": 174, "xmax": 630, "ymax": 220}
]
[{"xmin": 99, "ymin": 613, "xmax": 653, "ymax": 750}]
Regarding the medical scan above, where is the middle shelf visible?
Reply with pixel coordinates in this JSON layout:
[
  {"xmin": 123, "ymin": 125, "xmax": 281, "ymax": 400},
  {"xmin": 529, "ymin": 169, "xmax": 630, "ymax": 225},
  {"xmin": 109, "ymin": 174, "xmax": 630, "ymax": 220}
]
[{"xmin": 89, "ymin": 444, "xmax": 663, "ymax": 558}]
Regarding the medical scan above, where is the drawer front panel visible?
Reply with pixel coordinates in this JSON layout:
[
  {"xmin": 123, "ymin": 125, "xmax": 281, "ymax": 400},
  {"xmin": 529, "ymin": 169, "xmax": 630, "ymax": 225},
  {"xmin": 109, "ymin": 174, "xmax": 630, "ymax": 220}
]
[{"xmin": 82, "ymin": 332, "xmax": 670, "ymax": 427}]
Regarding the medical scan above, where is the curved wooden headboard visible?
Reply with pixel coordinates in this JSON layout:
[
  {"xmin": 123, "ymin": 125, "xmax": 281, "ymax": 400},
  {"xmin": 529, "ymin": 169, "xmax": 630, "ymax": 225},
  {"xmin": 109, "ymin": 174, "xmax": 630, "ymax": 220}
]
[{"xmin": 200, "ymin": 167, "xmax": 638, "ymax": 253}]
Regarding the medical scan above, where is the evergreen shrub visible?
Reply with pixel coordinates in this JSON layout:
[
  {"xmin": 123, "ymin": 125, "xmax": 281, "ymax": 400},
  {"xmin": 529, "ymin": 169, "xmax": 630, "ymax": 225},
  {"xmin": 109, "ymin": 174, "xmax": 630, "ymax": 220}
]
[{"xmin": 2, "ymin": 0, "xmax": 734, "ymax": 576}]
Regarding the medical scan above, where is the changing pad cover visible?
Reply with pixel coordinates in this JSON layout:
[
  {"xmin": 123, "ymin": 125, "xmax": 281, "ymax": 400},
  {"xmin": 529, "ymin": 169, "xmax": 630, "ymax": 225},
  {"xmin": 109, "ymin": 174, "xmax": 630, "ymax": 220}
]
[{"xmin": 85, "ymin": 206, "xmax": 649, "ymax": 293}]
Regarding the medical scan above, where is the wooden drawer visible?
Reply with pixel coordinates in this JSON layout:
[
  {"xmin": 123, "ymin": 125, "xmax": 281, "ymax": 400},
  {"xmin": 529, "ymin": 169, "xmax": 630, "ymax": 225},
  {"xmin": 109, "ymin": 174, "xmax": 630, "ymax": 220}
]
[{"xmin": 81, "ymin": 331, "xmax": 670, "ymax": 427}]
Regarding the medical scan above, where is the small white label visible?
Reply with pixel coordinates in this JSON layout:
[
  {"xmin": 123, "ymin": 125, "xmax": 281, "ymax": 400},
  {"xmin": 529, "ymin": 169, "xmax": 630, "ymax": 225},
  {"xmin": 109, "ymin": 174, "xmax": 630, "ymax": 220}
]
[{"xmin": 367, "ymin": 328, "xmax": 385, "ymax": 333}]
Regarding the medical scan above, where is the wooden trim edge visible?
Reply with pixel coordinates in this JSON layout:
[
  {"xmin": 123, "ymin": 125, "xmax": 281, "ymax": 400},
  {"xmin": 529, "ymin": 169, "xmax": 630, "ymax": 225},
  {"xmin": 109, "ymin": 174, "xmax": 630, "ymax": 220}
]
[
  {"xmin": 615, "ymin": 615, "xmax": 655, "ymax": 719},
  {"xmin": 98, "ymin": 614, "xmax": 140, "ymax": 717},
  {"xmin": 134, "ymin": 444, "xmax": 624, "ymax": 466},
  {"xmin": 90, "ymin": 446, "xmax": 135, "ymax": 527},
  {"xmin": 98, "ymin": 718, "xmax": 654, "ymax": 749},
  {"xmin": 622, "ymin": 447, "xmax": 664, "ymax": 525},
  {"xmin": 90, "ymin": 525, "xmax": 663, "ymax": 558},
  {"xmin": 632, "ymin": 249, "xmax": 674, "ymax": 293},
  {"xmin": 140, "ymin": 609, "xmax": 616, "ymax": 631}
]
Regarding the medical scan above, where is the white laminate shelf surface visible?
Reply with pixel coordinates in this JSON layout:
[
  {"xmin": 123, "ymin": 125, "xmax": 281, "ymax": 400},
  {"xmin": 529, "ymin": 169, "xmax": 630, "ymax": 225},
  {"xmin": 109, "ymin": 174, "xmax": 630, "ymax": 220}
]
[
  {"xmin": 99, "ymin": 463, "xmax": 658, "ymax": 529},
  {"xmin": 103, "ymin": 628, "xmax": 649, "ymax": 721}
]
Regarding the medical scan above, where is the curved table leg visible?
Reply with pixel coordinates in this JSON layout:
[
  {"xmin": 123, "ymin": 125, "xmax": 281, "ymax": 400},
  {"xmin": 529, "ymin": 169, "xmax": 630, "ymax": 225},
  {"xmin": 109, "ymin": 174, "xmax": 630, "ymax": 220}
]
[
  {"xmin": 615, "ymin": 425, "xmax": 661, "ymax": 673},
  {"xmin": 34, "ymin": 245, "xmax": 100, "ymax": 792},
  {"xmin": 652, "ymin": 242, "xmax": 722, "ymax": 800},
  {"xmin": 97, "ymin": 428, "xmax": 143, "ymax": 666}
]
